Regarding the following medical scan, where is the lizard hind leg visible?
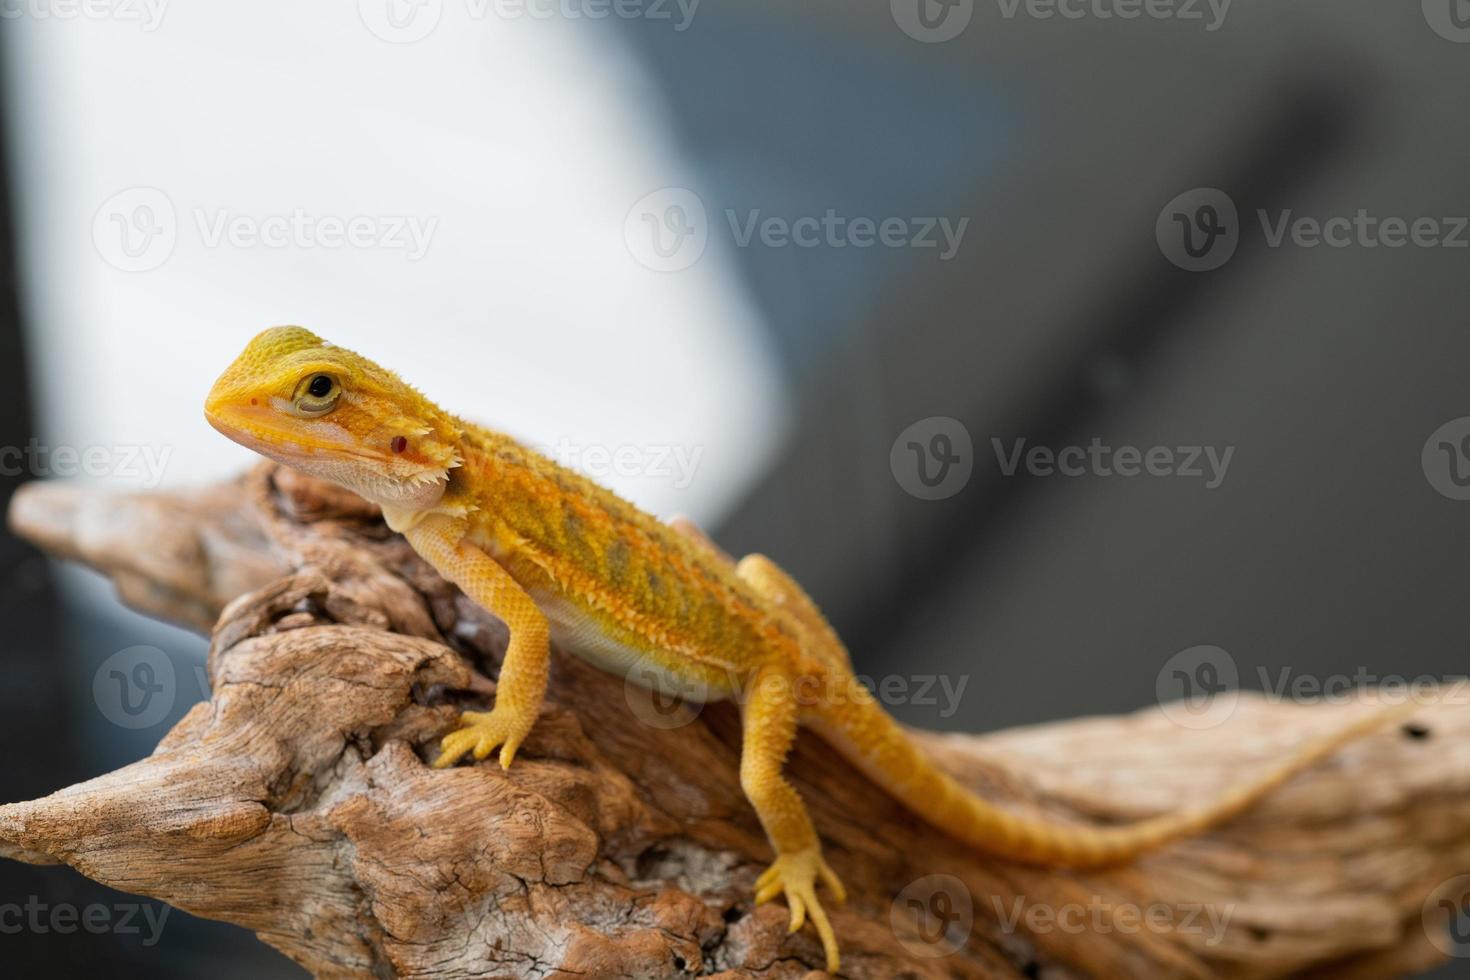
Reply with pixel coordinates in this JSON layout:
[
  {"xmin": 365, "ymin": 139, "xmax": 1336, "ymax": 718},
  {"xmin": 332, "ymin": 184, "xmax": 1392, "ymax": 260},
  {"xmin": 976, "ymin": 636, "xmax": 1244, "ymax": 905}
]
[
  {"xmin": 736, "ymin": 553, "xmax": 852, "ymax": 671},
  {"xmin": 670, "ymin": 531, "xmax": 855, "ymax": 968},
  {"xmin": 740, "ymin": 664, "xmax": 847, "ymax": 973}
]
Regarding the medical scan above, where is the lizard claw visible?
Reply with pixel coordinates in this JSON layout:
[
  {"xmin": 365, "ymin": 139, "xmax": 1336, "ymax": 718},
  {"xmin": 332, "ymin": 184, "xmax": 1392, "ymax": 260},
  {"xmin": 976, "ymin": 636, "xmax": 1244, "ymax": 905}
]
[
  {"xmin": 754, "ymin": 848, "xmax": 845, "ymax": 973},
  {"xmin": 432, "ymin": 708, "xmax": 532, "ymax": 769}
]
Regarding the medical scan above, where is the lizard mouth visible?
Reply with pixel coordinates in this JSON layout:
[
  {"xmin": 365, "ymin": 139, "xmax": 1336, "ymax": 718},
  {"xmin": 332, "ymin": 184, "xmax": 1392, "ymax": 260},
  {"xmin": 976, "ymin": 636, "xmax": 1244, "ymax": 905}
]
[{"xmin": 204, "ymin": 400, "xmax": 384, "ymax": 465}]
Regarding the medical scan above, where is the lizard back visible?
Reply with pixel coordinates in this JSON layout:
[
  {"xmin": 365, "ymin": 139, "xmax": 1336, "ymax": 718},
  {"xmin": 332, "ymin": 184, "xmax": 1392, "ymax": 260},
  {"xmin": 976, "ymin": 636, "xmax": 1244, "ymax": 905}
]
[{"xmin": 445, "ymin": 421, "xmax": 792, "ymax": 696}]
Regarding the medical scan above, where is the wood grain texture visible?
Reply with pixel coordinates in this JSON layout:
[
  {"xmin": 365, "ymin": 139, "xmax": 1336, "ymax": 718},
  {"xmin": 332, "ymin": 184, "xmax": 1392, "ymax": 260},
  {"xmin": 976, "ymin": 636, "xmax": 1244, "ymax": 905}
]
[{"xmin": 4, "ymin": 463, "xmax": 1466, "ymax": 979}]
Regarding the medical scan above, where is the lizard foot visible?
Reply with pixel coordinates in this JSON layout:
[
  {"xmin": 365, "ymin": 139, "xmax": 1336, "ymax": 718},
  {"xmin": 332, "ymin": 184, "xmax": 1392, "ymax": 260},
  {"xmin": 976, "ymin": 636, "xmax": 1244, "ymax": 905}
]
[
  {"xmin": 754, "ymin": 847, "xmax": 846, "ymax": 973},
  {"xmin": 432, "ymin": 708, "xmax": 532, "ymax": 769}
]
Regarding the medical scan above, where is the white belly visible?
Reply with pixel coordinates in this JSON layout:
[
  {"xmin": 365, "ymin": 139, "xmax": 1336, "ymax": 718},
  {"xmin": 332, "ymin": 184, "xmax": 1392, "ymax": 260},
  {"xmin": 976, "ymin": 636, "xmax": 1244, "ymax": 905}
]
[{"xmin": 535, "ymin": 591, "xmax": 733, "ymax": 704}]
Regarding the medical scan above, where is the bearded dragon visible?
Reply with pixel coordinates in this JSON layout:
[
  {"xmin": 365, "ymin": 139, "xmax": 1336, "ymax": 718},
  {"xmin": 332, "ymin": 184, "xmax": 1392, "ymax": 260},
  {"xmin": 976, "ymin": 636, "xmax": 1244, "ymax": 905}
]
[{"xmin": 204, "ymin": 326, "xmax": 1413, "ymax": 973}]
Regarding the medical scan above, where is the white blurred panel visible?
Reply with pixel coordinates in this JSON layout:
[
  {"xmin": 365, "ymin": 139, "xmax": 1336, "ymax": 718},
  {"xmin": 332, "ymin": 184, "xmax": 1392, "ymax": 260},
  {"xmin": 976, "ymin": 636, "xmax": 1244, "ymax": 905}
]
[{"xmin": 1, "ymin": 1, "xmax": 785, "ymax": 521}]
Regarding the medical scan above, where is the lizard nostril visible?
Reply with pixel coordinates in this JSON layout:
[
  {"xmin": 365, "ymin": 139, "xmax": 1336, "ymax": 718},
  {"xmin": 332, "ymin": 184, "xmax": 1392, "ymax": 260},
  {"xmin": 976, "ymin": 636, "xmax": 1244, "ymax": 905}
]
[{"xmin": 250, "ymin": 398, "xmax": 258, "ymax": 406}]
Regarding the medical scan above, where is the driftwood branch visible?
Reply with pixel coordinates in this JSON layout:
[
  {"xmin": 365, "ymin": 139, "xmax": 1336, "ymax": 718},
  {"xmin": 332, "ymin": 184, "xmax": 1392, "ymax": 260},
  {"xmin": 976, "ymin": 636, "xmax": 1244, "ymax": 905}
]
[{"xmin": 4, "ymin": 464, "xmax": 1467, "ymax": 978}]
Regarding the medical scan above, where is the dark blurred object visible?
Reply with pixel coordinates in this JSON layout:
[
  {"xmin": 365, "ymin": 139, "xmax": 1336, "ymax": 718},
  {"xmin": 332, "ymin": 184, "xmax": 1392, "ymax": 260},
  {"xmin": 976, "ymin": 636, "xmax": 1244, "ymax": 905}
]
[
  {"xmin": 619, "ymin": 7, "xmax": 1470, "ymax": 769},
  {"xmin": 0, "ymin": 43, "xmax": 305, "ymax": 980}
]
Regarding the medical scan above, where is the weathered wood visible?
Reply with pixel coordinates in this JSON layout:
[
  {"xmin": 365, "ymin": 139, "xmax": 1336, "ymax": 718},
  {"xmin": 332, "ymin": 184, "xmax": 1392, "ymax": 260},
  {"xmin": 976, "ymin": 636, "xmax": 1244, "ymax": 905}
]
[{"xmin": 3, "ymin": 464, "xmax": 1465, "ymax": 978}]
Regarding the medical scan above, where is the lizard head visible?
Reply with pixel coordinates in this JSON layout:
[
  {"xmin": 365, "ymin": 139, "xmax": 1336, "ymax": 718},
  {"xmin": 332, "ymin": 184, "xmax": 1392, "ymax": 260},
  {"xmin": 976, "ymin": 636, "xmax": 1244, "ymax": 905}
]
[{"xmin": 205, "ymin": 326, "xmax": 462, "ymax": 509}]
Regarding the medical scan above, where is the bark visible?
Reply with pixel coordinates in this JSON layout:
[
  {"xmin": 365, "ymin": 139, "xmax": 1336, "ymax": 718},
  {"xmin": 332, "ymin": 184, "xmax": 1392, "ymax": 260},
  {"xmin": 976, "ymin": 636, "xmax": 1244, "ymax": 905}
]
[{"xmin": 3, "ymin": 464, "xmax": 1465, "ymax": 979}]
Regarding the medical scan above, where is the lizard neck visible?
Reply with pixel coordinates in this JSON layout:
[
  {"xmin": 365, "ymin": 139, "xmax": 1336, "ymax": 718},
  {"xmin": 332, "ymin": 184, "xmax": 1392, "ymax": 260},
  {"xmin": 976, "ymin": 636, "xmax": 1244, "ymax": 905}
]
[{"xmin": 380, "ymin": 495, "xmax": 444, "ymax": 534}]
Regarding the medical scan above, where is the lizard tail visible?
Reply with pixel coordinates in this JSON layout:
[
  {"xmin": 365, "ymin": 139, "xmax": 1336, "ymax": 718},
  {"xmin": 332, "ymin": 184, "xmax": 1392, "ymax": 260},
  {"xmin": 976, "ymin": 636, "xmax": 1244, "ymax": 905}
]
[{"xmin": 806, "ymin": 673, "xmax": 1416, "ymax": 869}]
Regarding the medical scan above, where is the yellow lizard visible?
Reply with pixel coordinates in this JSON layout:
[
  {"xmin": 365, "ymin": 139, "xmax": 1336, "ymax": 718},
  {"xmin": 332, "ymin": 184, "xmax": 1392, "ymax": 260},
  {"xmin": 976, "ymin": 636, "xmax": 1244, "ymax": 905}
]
[{"xmin": 204, "ymin": 326, "xmax": 1413, "ymax": 974}]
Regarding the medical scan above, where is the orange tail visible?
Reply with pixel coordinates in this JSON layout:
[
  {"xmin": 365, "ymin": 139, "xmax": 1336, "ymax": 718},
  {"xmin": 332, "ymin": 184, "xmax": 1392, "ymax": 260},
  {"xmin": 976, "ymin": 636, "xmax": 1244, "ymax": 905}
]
[{"xmin": 807, "ymin": 674, "xmax": 1415, "ymax": 869}]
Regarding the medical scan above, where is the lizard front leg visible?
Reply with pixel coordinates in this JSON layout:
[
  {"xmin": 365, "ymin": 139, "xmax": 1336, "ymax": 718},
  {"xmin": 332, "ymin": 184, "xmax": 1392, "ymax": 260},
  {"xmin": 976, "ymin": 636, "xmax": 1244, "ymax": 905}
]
[
  {"xmin": 403, "ymin": 514, "xmax": 549, "ymax": 769},
  {"xmin": 742, "ymin": 665, "xmax": 846, "ymax": 973}
]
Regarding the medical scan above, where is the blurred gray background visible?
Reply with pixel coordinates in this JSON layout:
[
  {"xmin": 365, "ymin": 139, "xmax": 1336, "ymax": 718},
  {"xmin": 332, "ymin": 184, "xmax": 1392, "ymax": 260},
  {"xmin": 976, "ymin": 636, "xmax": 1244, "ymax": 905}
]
[{"xmin": 1, "ymin": 1, "xmax": 1467, "ymax": 975}]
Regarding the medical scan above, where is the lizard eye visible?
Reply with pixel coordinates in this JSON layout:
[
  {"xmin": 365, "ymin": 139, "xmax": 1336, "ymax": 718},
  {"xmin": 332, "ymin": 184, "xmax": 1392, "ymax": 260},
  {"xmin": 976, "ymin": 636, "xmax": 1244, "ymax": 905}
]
[{"xmin": 291, "ymin": 373, "xmax": 341, "ymax": 417}]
